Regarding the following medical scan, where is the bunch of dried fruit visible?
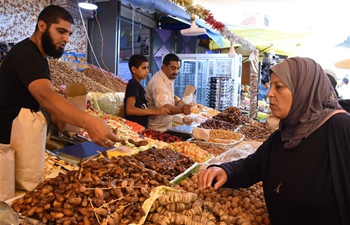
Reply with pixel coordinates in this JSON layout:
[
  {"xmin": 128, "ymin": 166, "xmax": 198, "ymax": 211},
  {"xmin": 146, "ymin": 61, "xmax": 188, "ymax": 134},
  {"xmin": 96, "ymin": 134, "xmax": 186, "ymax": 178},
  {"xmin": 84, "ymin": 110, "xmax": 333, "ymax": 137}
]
[{"xmin": 12, "ymin": 155, "xmax": 171, "ymax": 224}]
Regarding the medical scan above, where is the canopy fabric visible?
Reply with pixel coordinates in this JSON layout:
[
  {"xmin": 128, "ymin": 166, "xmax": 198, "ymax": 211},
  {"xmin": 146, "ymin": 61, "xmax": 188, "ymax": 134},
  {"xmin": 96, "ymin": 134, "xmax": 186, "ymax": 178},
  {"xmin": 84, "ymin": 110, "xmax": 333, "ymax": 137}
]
[
  {"xmin": 335, "ymin": 59, "xmax": 350, "ymax": 69},
  {"xmin": 209, "ymin": 27, "xmax": 314, "ymax": 56},
  {"xmin": 120, "ymin": 0, "xmax": 223, "ymax": 46}
]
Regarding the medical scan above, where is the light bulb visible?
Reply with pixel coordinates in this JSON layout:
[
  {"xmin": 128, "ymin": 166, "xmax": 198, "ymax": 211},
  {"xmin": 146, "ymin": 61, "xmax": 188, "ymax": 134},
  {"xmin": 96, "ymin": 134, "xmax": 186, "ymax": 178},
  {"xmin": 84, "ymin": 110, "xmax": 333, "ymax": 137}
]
[{"xmin": 78, "ymin": 1, "xmax": 98, "ymax": 10}]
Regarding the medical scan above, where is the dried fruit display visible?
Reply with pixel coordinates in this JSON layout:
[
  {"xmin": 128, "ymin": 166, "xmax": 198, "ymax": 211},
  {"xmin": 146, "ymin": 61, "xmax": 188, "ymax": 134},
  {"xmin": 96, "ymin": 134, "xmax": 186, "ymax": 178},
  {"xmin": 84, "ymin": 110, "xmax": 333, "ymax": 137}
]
[
  {"xmin": 194, "ymin": 145, "xmax": 227, "ymax": 157},
  {"xmin": 12, "ymin": 155, "xmax": 171, "ymax": 224},
  {"xmin": 166, "ymin": 142, "xmax": 213, "ymax": 163},
  {"xmin": 212, "ymin": 106, "xmax": 250, "ymax": 126},
  {"xmin": 199, "ymin": 118, "xmax": 238, "ymax": 131},
  {"xmin": 238, "ymin": 121, "xmax": 273, "ymax": 141},
  {"xmin": 145, "ymin": 189, "xmax": 253, "ymax": 225},
  {"xmin": 132, "ymin": 148, "xmax": 195, "ymax": 181},
  {"xmin": 140, "ymin": 129, "xmax": 183, "ymax": 143},
  {"xmin": 171, "ymin": 173, "xmax": 271, "ymax": 225}
]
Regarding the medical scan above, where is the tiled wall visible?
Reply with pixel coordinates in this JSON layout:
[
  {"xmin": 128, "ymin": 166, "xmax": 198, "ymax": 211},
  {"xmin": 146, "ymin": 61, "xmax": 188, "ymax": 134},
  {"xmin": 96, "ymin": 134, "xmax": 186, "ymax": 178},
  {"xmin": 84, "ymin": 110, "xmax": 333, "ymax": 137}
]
[{"xmin": 0, "ymin": 0, "xmax": 87, "ymax": 54}]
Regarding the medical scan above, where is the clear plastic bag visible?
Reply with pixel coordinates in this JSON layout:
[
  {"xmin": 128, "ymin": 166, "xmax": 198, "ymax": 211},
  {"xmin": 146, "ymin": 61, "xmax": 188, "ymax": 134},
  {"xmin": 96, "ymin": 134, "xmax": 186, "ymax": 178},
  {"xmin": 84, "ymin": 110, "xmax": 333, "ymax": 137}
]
[{"xmin": 199, "ymin": 143, "xmax": 256, "ymax": 171}]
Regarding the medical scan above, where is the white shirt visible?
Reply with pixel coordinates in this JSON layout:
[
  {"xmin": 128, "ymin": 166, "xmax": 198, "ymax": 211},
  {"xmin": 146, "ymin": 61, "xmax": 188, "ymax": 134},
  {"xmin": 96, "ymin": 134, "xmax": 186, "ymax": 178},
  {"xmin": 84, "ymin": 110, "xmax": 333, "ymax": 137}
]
[{"xmin": 145, "ymin": 70, "xmax": 174, "ymax": 131}]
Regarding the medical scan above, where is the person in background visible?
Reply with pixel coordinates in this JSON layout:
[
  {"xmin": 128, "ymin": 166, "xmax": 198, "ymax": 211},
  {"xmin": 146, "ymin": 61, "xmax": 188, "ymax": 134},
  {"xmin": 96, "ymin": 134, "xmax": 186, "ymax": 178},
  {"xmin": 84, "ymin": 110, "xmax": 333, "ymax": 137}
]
[
  {"xmin": 338, "ymin": 77, "xmax": 350, "ymax": 99},
  {"xmin": 124, "ymin": 54, "xmax": 170, "ymax": 128},
  {"xmin": 0, "ymin": 5, "xmax": 118, "ymax": 147},
  {"xmin": 325, "ymin": 69, "xmax": 350, "ymax": 113},
  {"xmin": 145, "ymin": 53, "xmax": 192, "ymax": 131},
  {"xmin": 324, "ymin": 69, "xmax": 339, "ymax": 98},
  {"xmin": 257, "ymin": 79, "xmax": 270, "ymax": 101},
  {"xmin": 198, "ymin": 57, "xmax": 350, "ymax": 225}
]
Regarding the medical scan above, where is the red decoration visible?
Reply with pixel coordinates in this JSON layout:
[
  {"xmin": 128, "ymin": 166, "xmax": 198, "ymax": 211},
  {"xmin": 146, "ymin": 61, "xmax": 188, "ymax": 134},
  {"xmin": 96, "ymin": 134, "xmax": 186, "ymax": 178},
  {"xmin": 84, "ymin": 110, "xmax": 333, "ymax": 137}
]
[{"xmin": 205, "ymin": 14, "xmax": 225, "ymax": 31}]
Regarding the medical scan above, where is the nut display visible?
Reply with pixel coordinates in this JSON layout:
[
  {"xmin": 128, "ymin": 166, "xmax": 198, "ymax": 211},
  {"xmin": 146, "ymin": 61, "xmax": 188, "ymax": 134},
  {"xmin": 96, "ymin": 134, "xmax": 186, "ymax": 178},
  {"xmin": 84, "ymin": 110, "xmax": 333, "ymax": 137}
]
[
  {"xmin": 48, "ymin": 58, "xmax": 112, "ymax": 93},
  {"xmin": 83, "ymin": 67, "xmax": 127, "ymax": 93}
]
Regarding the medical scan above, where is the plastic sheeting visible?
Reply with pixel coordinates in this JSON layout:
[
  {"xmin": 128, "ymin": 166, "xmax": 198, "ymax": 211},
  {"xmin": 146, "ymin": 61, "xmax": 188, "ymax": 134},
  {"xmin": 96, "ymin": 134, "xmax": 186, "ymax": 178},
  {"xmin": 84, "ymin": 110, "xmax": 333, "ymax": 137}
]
[{"xmin": 120, "ymin": 0, "xmax": 223, "ymax": 47}]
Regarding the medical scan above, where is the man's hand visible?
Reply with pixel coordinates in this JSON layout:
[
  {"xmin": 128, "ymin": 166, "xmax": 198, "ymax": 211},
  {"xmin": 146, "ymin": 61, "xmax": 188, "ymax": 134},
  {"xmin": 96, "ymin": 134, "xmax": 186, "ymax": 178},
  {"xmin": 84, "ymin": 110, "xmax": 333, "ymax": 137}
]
[
  {"xmin": 156, "ymin": 107, "xmax": 171, "ymax": 116},
  {"xmin": 182, "ymin": 104, "xmax": 192, "ymax": 115}
]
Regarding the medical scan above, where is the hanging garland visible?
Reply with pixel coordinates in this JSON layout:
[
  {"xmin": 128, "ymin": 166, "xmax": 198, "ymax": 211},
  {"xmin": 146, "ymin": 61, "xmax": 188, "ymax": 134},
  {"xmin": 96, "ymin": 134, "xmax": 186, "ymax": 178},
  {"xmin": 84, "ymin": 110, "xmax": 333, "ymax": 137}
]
[
  {"xmin": 169, "ymin": 0, "xmax": 256, "ymax": 52},
  {"xmin": 169, "ymin": 0, "xmax": 260, "ymax": 119}
]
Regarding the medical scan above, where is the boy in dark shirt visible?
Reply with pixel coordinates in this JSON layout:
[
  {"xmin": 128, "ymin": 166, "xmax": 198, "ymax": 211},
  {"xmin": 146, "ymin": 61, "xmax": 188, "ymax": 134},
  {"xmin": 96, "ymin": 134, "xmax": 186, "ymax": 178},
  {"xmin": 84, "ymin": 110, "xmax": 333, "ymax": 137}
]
[{"xmin": 124, "ymin": 54, "xmax": 170, "ymax": 128}]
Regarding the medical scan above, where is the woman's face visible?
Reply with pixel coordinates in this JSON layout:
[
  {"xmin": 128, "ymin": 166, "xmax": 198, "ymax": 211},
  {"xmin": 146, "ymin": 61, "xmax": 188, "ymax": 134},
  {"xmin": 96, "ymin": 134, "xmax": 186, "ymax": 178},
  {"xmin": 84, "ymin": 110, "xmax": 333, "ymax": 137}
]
[{"xmin": 268, "ymin": 73, "xmax": 293, "ymax": 119}]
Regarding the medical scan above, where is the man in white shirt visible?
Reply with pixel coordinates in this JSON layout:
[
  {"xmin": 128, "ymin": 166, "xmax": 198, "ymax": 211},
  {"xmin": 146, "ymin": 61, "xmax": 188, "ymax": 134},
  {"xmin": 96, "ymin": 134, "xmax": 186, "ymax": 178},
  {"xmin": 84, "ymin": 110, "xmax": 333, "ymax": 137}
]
[{"xmin": 145, "ymin": 54, "xmax": 192, "ymax": 131}]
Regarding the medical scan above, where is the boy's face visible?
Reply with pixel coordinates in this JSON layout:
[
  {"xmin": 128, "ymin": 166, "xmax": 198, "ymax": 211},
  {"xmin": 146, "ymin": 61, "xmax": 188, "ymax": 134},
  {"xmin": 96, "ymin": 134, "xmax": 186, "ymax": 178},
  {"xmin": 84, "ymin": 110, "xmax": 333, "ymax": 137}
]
[{"xmin": 132, "ymin": 62, "xmax": 149, "ymax": 81}]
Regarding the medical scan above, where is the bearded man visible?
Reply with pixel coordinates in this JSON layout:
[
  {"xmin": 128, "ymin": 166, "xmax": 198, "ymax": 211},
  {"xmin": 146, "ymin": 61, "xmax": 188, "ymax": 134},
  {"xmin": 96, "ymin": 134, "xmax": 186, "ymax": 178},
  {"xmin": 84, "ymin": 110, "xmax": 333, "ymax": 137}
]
[{"xmin": 0, "ymin": 5, "xmax": 118, "ymax": 147}]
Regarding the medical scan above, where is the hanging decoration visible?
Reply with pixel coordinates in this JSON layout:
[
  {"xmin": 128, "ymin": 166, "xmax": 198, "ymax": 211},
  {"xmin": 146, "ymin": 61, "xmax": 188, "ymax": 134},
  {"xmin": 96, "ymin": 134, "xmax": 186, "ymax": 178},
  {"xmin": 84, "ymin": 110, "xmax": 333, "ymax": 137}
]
[
  {"xmin": 169, "ymin": 0, "xmax": 256, "ymax": 52},
  {"xmin": 169, "ymin": 0, "xmax": 260, "ymax": 119}
]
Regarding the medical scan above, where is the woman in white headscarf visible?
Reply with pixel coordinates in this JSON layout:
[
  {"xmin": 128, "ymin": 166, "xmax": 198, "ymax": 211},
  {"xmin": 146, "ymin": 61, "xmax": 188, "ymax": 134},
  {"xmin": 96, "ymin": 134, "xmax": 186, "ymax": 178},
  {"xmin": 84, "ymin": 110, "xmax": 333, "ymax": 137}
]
[{"xmin": 198, "ymin": 57, "xmax": 350, "ymax": 225}]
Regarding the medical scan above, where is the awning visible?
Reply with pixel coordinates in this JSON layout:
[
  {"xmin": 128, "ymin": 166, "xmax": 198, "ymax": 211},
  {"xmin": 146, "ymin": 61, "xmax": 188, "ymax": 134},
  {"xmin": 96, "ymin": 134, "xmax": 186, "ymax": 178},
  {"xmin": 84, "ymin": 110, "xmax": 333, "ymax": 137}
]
[{"xmin": 120, "ymin": 0, "xmax": 223, "ymax": 46}]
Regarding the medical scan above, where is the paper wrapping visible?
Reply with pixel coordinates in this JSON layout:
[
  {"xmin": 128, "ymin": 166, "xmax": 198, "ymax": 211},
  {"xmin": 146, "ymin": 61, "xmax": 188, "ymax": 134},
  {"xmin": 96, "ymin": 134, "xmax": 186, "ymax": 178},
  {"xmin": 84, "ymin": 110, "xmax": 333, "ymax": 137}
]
[
  {"xmin": 11, "ymin": 108, "xmax": 47, "ymax": 191},
  {"xmin": 0, "ymin": 144, "xmax": 15, "ymax": 201}
]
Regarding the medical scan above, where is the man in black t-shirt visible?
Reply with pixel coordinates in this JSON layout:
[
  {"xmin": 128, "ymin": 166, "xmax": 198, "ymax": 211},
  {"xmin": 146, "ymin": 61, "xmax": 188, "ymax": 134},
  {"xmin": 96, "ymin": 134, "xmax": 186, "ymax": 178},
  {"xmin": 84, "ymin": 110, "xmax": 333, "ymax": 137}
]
[
  {"xmin": 124, "ymin": 54, "xmax": 170, "ymax": 128},
  {"xmin": 0, "ymin": 5, "xmax": 118, "ymax": 146}
]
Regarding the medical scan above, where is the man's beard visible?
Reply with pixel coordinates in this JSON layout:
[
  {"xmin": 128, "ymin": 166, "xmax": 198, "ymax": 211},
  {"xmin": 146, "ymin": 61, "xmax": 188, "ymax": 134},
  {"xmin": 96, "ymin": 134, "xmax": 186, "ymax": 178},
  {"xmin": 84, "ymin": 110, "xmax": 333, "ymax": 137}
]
[{"xmin": 41, "ymin": 29, "xmax": 64, "ymax": 58}]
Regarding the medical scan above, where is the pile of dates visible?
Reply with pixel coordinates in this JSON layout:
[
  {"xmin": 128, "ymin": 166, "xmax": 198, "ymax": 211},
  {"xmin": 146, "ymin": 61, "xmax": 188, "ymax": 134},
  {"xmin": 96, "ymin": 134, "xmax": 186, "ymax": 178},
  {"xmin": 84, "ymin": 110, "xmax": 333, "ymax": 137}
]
[
  {"xmin": 132, "ymin": 148, "xmax": 195, "ymax": 181},
  {"xmin": 12, "ymin": 155, "xmax": 171, "ymax": 225}
]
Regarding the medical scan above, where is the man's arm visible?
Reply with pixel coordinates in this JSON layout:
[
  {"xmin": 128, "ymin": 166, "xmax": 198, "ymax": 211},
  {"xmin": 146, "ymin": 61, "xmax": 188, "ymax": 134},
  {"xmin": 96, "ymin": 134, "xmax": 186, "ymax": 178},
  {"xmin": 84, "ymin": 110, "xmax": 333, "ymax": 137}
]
[
  {"xmin": 163, "ymin": 103, "xmax": 191, "ymax": 115},
  {"xmin": 125, "ymin": 96, "xmax": 170, "ymax": 116},
  {"xmin": 28, "ymin": 79, "xmax": 118, "ymax": 146}
]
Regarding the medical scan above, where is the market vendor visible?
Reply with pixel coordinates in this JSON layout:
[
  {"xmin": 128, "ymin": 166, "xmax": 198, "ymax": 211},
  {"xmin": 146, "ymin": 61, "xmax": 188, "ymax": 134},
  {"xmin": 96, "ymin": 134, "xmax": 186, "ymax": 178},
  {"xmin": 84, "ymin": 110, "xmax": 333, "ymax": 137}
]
[
  {"xmin": 0, "ymin": 5, "xmax": 118, "ymax": 147},
  {"xmin": 145, "ymin": 53, "xmax": 192, "ymax": 131}
]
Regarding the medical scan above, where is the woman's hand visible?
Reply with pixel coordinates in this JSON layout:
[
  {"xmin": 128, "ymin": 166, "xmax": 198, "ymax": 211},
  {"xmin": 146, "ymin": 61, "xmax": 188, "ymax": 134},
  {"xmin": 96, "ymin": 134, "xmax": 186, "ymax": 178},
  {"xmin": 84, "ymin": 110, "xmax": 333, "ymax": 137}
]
[{"xmin": 198, "ymin": 166, "xmax": 228, "ymax": 191}]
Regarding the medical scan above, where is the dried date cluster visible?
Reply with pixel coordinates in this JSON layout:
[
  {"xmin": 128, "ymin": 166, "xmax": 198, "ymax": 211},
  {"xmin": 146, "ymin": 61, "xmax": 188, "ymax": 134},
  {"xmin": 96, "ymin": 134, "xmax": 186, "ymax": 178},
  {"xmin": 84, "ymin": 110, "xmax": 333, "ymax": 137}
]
[
  {"xmin": 213, "ymin": 107, "xmax": 250, "ymax": 126},
  {"xmin": 132, "ymin": 148, "xmax": 195, "ymax": 181},
  {"xmin": 199, "ymin": 118, "xmax": 238, "ymax": 131},
  {"xmin": 239, "ymin": 122, "xmax": 273, "ymax": 141},
  {"xmin": 12, "ymin": 155, "xmax": 171, "ymax": 225},
  {"xmin": 145, "ymin": 188, "xmax": 254, "ymax": 225}
]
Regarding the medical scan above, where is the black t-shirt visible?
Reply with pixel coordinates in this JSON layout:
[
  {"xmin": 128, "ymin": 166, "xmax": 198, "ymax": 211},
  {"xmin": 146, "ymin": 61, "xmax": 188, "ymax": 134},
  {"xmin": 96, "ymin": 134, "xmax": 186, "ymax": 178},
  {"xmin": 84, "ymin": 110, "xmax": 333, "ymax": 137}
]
[
  {"xmin": 124, "ymin": 78, "xmax": 148, "ymax": 128},
  {"xmin": 0, "ymin": 38, "xmax": 51, "ymax": 144}
]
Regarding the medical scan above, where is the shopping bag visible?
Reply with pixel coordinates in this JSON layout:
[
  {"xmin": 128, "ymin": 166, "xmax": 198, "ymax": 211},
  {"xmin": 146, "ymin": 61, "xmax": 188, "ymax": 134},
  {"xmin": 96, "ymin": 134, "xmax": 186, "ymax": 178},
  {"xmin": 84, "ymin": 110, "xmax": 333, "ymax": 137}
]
[
  {"xmin": 0, "ymin": 144, "xmax": 15, "ymax": 201},
  {"xmin": 10, "ymin": 108, "xmax": 47, "ymax": 191}
]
